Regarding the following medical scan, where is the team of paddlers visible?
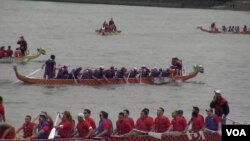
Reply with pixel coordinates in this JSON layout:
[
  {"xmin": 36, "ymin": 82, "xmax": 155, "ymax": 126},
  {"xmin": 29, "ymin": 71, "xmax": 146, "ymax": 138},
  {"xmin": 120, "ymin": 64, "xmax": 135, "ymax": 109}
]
[
  {"xmin": 98, "ymin": 18, "xmax": 117, "ymax": 32},
  {"xmin": 0, "ymin": 36, "xmax": 28, "ymax": 59},
  {"xmin": 210, "ymin": 22, "xmax": 249, "ymax": 33},
  {"xmin": 0, "ymin": 90, "xmax": 229, "ymax": 139},
  {"xmin": 42, "ymin": 55, "xmax": 183, "ymax": 80}
]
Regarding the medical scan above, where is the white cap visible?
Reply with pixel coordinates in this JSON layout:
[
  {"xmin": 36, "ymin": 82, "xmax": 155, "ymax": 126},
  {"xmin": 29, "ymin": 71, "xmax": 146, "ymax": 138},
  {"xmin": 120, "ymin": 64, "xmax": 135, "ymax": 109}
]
[
  {"xmin": 214, "ymin": 90, "xmax": 221, "ymax": 94},
  {"xmin": 78, "ymin": 113, "xmax": 84, "ymax": 118}
]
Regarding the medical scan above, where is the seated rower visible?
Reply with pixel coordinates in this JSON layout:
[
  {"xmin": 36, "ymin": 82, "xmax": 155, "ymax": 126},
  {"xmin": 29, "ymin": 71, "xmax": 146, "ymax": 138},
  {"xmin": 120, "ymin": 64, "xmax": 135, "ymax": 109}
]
[
  {"xmin": 243, "ymin": 25, "xmax": 247, "ymax": 32},
  {"xmin": 116, "ymin": 67, "xmax": 127, "ymax": 79},
  {"xmin": 150, "ymin": 67, "xmax": 160, "ymax": 77},
  {"xmin": 81, "ymin": 67, "xmax": 93, "ymax": 79},
  {"xmin": 56, "ymin": 65, "xmax": 69, "ymax": 79},
  {"xmin": 103, "ymin": 66, "xmax": 116, "ymax": 79},
  {"xmin": 222, "ymin": 25, "xmax": 227, "ymax": 32},
  {"xmin": 235, "ymin": 26, "xmax": 240, "ymax": 33},
  {"xmin": 14, "ymin": 48, "xmax": 22, "ymax": 57},
  {"xmin": 127, "ymin": 67, "xmax": 139, "ymax": 78},
  {"xmin": 69, "ymin": 67, "xmax": 82, "ymax": 79},
  {"xmin": 159, "ymin": 68, "xmax": 171, "ymax": 78},
  {"xmin": 0, "ymin": 46, "xmax": 5, "ymax": 59},
  {"xmin": 139, "ymin": 65, "xmax": 150, "ymax": 77},
  {"xmin": 6, "ymin": 46, "xmax": 13, "ymax": 57},
  {"xmin": 92, "ymin": 66, "xmax": 105, "ymax": 79}
]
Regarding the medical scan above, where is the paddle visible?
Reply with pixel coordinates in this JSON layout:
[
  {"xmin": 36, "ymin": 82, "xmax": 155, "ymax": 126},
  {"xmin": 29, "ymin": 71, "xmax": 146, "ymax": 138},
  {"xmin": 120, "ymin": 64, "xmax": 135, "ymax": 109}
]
[
  {"xmin": 132, "ymin": 129, "xmax": 162, "ymax": 139},
  {"xmin": 71, "ymin": 71, "xmax": 78, "ymax": 85},
  {"xmin": 48, "ymin": 113, "xmax": 60, "ymax": 139},
  {"xmin": 126, "ymin": 71, "xmax": 131, "ymax": 84},
  {"xmin": 15, "ymin": 67, "xmax": 41, "ymax": 83}
]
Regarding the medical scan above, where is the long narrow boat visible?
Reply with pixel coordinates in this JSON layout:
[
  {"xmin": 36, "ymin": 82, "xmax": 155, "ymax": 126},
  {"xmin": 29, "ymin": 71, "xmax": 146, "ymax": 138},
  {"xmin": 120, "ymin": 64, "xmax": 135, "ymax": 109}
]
[
  {"xmin": 95, "ymin": 29, "xmax": 122, "ymax": 36},
  {"xmin": 13, "ymin": 65, "xmax": 204, "ymax": 85},
  {"xmin": 0, "ymin": 48, "xmax": 46, "ymax": 64},
  {"xmin": 1, "ymin": 132, "xmax": 221, "ymax": 141},
  {"xmin": 197, "ymin": 26, "xmax": 250, "ymax": 34}
]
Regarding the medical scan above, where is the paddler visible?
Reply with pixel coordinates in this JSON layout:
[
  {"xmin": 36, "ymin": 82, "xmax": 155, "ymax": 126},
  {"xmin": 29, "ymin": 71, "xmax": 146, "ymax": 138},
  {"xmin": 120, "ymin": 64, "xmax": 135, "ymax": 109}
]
[
  {"xmin": 31, "ymin": 113, "xmax": 50, "ymax": 139},
  {"xmin": 56, "ymin": 111, "xmax": 74, "ymax": 138},
  {"xmin": 16, "ymin": 115, "xmax": 36, "ymax": 139},
  {"xmin": 73, "ymin": 113, "xmax": 93, "ymax": 138},
  {"xmin": 139, "ymin": 65, "xmax": 150, "ymax": 77},
  {"xmin": 17, "ymin": 36, "xmax": 28, "ymax": 56}
]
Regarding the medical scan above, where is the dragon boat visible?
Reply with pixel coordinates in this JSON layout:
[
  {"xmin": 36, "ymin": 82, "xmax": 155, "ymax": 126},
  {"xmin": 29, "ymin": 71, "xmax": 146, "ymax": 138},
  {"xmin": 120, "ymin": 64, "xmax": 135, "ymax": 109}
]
[
  {"xmin": 3, "ymin": 131, "xmax": 221, "ymax": 141},
  {"xmin": 197, "ymin": 26, "xmax": 250, "ymax": 34},
  {"xmin": 0, "ymin": 48, "xmax": 46, "ymax": 64},
  {"xmin": 13, "ymin": 65, "xmax": 204, "ymax": 85},
  {"xmin": 95, "ymin": 29, "xmax": 122, "ymax": 36}
]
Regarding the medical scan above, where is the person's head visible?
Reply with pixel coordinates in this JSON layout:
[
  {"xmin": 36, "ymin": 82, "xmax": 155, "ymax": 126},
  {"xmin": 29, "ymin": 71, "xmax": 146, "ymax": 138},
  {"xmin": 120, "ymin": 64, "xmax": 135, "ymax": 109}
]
[
  {"xmin": 62, "ymin": 111, "xmax": 72, "ymax": 121},
  {"xmin": 99, "ymin": 111, "xmax": 108, "ymax": 119},
  {"xmin": 206, "ymin": 108, "xmax": 213, "ymax": 116},
  {"xmin": 192, "ymin": 111, "xmax": 198, "ymax": 118},
  {"xmin": 177, "ymin": 110, "xmax": 183, "ymax": 116},
  {"xmin": 39, "ymin": 114, "xmax": 47, "ymax": 122},
  {"xmin": 110, "ymin": 66, "xmax": 114, "ymax": 70},
  {"xmin": 20, "ymin": 36, "xmax": 24, "ymax": 40},
  {"xmin": 193, "ymin": 106, "xmax": 200, "ymax": 113},
  {"xmin": 118, "ymin": 112, "xmax": 125, "ymax": 121},
  {"xmin": 0, "ymin": 96, "xmax": 2, "ymax": 103},
  {"xmin": 83, "ymin": 109, "xmax": 91, "ymax": 118},
  {"xmin": 172, "ymin": 111, "xmax": 178, "ymax": 119},
  {"xmin": 25, "ymin": 115, "xmax": 32, "ymax": 123},
  {"xmin": 140, "ymin": 109, "xmax": 149, "ymax": 119},
  {"xmin": 77, "ymin": 113, "xmax": 84, "ymax": 122},
  {"xmin": 50, "ymin": 54, "xmax": 55, "ymax": 60},
  {"xmin": 8, "ymin": 46, "xmax": 11, "ymax": 49},
  {"xmin": 157, "ymin": 107, "xmax": 164, "ymax": 117},
  {"xmin": 214, "ymin": 90, "xmax": 222, "ymax": 100},
  {"xmin": 123, "ymin": 109, "xmax": 130, "ymax": 118},
  {"xmin": 100, "ymin": 66, "xmax": 104, "ymax": 70}
]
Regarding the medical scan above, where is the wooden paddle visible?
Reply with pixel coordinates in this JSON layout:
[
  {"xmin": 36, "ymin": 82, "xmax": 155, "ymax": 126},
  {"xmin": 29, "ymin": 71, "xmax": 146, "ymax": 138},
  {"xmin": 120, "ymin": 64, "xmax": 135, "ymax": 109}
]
[{"xmin": 48, "ymin": 113, "xmax": 60, "ymax": 139}]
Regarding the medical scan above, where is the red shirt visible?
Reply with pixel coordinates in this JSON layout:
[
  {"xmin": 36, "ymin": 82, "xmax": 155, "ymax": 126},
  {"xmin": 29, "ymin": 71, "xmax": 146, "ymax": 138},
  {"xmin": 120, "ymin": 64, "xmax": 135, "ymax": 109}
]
[
  {"xmin": 77, "ymin": 120, "xmax": 92, "ymax": 138},
  {"xmin": 0, "ymin": 104, "xmax": 5, "ymax": 122},
  {"xmin": 198, "ymin": 114, "xmax": 205, "ymax": 123},
  {"xmin": 154, "ymin": 115, "xmax": 170, "ymax": 133},
  {"xmin": 116, "ymin": 119, "xmax": 133, "ymax": 135},
  {"xmin": 14, "ymin": 50, "xmax": 22, "ymax": 57},
  {"xmin": 47, "ymin": 120, "xmax": 53, "ymax": 131},
  {"xmin": 23, "ymin": 122, "xmax": 36, "ymax": 138},
  {"xmin": 192, "ymin": 116, "xmax": 205, "ymax": 131},
  {"xmin": 171, "ymin": 117, "xmax": 186, "ymax": 132},
  {"xmin": 0, "ymin": 128, "xmax": 15, "ymax": 139},
  {"xmin": 136, "ymin": 117, "xmax": 154, "ymax": 132},
  {"xmin": 178, "ymin": 115, "xmax": 187, "ymax": 128},
  {"xmin": 0, "ymin": 50, "xmax": 4, "ymax": 58},
  {"xmin": 58, "ymin": 120, "xmax": 73, "ymax": 138},
  {"xmin": 6, "ymin": 49, "xmax": 13, "ymax": 57},
  {"xmin": 85, "ymin": 117, "xmax": 96, "ymax": 129}
]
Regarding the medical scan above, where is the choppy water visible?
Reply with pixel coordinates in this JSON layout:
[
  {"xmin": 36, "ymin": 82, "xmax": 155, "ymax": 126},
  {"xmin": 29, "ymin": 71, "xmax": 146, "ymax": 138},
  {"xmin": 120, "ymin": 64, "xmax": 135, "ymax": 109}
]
[{"xmin": 0, "ymin": 0, "xmax": 250, "ymax": 127}]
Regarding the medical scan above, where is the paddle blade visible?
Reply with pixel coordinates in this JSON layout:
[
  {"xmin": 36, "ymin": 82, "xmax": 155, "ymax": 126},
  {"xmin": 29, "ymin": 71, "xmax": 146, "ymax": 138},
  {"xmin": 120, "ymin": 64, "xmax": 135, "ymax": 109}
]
[
  {"xmin": 48, "ymin": 128, "xmax": 56, "ymax": 139},
  {"xmin": 148, "ymin": 132, "xmax": 162, "ymax": 139}
]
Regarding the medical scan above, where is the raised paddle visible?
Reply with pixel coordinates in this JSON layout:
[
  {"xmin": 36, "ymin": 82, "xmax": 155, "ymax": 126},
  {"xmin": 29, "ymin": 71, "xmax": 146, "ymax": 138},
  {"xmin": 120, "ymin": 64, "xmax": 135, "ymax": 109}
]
[
  {"xmin": 48, "ymin": 113, "xmax": 60, "ymax": 139},
  {"xmin": 71, "ymin": 71, "xmax": 78, "ymax": 85}
]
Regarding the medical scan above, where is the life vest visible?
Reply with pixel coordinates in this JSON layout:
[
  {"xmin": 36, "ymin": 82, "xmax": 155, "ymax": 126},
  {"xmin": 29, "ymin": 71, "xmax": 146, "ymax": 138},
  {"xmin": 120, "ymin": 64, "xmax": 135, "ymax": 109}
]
[
  {"xmin": 14, "ymin": 50, "xmax": 22, "ymax": 57},
  {"xmin": 205, "ymin": 115, "xmax": 218, "ymax": 131}
]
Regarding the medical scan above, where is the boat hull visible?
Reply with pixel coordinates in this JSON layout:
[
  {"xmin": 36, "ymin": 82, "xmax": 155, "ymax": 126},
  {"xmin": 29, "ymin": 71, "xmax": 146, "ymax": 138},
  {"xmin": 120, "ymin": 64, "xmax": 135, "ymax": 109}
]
[
  {"xmin": 1, "ymin": 132, "xmax": 221, "ymax": 141},
  {"xmin": 198, "ymin": 26, "xmax": 250, "ymax": 34},
  {"xmin": 95, "ymin": 29, "xmax": 122, "ymax": 36},
  {"xmin": 13, "ymin": 65, "xmax": 203, "ymax": 85}
]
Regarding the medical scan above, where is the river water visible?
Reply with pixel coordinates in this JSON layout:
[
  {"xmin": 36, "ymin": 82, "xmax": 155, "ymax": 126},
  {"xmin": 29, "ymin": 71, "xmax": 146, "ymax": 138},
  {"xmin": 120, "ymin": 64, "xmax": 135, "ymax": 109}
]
[{"xmin": 0, "ymin": 0, "xmax": 250, "ymax": 127}]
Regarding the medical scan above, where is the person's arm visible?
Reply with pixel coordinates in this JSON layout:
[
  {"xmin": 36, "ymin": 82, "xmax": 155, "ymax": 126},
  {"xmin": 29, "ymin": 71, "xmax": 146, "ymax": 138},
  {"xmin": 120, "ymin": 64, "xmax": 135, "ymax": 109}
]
[
  {"xmin": 2, "ymin": 107, "xmax": 6, "ymax": 122},
  {"xmin": 1, "ymin": 123, "xmax": 14, "ymax": 139},
  {"xmin": 85, "ymin": 127, "xmax": 93, "ymax": 138},
  {"xmin": 16, "ymin": 125, "xmax": 24, "ymax": 134},
  {"xmin": 166, "ymin": 124, "xmax": 173, "ymax": 132}
]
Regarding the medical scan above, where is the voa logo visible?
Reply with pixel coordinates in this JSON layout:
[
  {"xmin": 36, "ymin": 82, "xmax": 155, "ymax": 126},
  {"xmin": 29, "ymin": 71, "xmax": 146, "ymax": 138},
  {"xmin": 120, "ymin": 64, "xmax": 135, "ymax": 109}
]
[{"xmin": 226, "ymin": 129, "xmax": 246, "ymax": 136}]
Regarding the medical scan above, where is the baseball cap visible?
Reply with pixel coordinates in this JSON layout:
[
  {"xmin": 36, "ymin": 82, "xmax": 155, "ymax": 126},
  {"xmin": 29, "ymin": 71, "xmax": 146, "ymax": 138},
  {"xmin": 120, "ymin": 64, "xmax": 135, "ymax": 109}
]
[
  {"xmin": 214, "ymin": 90, "xmax": 221, "ymax": 94},
  {"xmin": 78, "ymin": 113, "xmax": 84, "ymax": 118}
]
